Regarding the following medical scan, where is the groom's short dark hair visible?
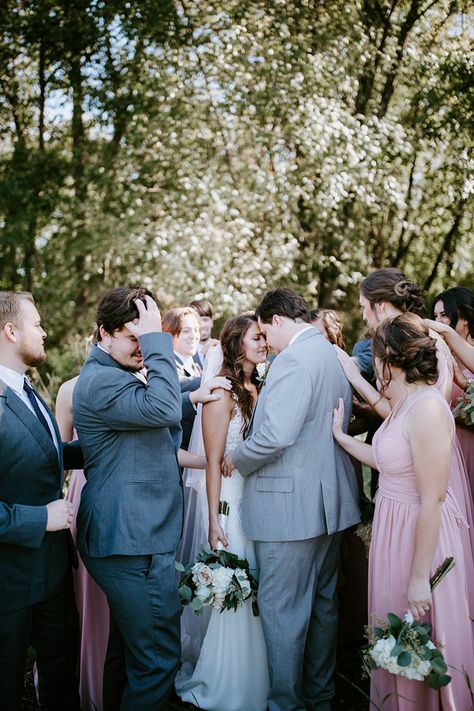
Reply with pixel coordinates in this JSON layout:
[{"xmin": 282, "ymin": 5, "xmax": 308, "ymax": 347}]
[
  {"xmin": 96, "ymin": 286, "xmax": 155, "ymax": 339},
  {"xmin": 256, "ymin": 288, "xmax": 310, "ymax": 324}
]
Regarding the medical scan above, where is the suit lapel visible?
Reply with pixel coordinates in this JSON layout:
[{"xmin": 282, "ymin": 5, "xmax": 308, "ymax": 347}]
[
  {"xmin": 3, "ymin": 385, "xmax": 60, "ymax": 475},
  {"xmin": 35, "ymin": 388, "xmax": 64, "ymax": 471},
  {"xmin": 175, "ymin": 354, "xmax": 201, "ymax": 378},
  {"xmin": 193, "ymin": 351, "xmax": 204, "ymax": 370},
  {"xmin": 245, "ymin": 387, "xmax": 266, "ymax": 439}
]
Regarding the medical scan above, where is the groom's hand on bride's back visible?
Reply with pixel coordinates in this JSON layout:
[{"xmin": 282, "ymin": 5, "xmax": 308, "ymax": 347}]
[{"xmin": 189, "ymin": 376, "xmax": 232, "ymax": 405}]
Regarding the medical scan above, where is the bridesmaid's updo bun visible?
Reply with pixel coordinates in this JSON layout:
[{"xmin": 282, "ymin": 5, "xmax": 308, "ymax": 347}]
[
  {"xmin": 360, "ymin": 268, "xmax": 426, "ymax": 315},
  {"xmin": 372, "ymin": 312, "xmax": 438, "ymax": 386}
]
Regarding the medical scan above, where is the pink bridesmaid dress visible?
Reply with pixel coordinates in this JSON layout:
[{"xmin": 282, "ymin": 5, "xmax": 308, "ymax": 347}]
[
  {"xmin": 434, "ymin": 337, "xmax": 474, "ymax": 615},
  {"xmin": 67, "ymin": 458, "xmax": 109, "ymax": 711},
  {"xmin": 369, "ymin": 389, "xmax": 474, "ymax": 710},
  {"xmin": 451, "ymin": 368, "xmax": 474, "ymax": 503}
]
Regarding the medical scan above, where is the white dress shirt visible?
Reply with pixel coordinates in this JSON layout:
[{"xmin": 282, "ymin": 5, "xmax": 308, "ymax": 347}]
[
  {"xmin": 288, "ymin": 325, "xmax": 316, "ymax": 347},
  {"xmin": 174, "ymin": 352, "xmax": 201, "ymax": 377},
  {"xmin": 0, "ymin": 363, "xmax": 59, "ymax": 450}
]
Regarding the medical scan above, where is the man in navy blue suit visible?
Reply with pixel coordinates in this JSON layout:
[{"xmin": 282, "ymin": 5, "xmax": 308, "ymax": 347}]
[{"xmin": 0, "ymin": 291, "xmax": 80, "ymax": 711}]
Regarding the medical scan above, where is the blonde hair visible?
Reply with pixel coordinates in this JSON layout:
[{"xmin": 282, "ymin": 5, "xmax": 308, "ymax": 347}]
[
  {"xmin": 311, "ymin": 308, "xmax": 345, "ymax": 349},
  {"xmin": 0, "ymin": 291, "xmax": 34, "ymax": 330}
]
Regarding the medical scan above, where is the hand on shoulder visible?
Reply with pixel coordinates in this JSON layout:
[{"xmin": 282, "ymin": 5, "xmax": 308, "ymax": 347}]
[{"xmin": 191, "ymin": 376, "xmax": 232, "ymax": 405}]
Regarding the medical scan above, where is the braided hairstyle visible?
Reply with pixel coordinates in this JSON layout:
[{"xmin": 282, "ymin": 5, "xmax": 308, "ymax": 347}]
[
  {"xmin": 310, "ymin": 308, "xmax": 345, "ymax": 349},
  {"xmin": 372, "ymin": 312, "xmax": 438, "ymax": 389},
  {"xmin": 360, "ymin": 268, "xmax": 426, "ymax": 316},
  {"xmin": 218, "ymin": 314, "xmax": 261, "ymax": 433}
]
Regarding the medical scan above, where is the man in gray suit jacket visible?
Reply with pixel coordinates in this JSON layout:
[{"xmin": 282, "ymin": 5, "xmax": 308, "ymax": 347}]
[
  {"xmin": 0, "ymin": 291, "xmax": 80, "ymax": 711},
  {"xmin": 73, "ymin": 288, "xmax": 184, "ymax": 710},
  {"xmin": 223, "ymin": 288, "xmax": 360, "ymax": 711}
]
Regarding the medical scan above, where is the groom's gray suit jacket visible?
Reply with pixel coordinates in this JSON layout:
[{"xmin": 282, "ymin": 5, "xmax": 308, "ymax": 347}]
[{"xmin": 232, "ymin": 328, "xmax": 360, "ymax": 541}]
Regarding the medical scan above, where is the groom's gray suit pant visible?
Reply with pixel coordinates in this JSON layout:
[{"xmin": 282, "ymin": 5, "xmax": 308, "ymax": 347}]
[{"xmin": 255, "ymin": 532, "xmax": 342, "ymax": 711}]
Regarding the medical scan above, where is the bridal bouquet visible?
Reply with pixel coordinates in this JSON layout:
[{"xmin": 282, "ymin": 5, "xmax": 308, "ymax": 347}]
[
  {"xmin": 365, "ymin": 557, "xmax": 455, "ymax": 690},
  {"xmin": 176, "ymin": 547, "xmax": 259, "ymax": 616},
  {"xmin": 452, "ymin": 379, "xmax": 474, "ymax": 427}
]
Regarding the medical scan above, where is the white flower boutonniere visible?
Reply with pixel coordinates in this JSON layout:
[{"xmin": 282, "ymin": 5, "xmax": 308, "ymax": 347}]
[{"xmin": 256, "ymin": 361, "xmax": 271, "ymax": 385}]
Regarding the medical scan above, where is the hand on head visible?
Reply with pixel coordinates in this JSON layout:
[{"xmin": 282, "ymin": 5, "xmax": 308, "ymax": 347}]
[{"xmin": 125, "ymin": 296, "xmax": 162, "ymax": 337}]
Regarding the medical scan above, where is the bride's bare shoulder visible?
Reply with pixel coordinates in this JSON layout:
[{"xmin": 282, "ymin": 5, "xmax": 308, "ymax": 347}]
[{"xmin": 203, "ymin": 388, "xmax": 235, "ymax": 416}]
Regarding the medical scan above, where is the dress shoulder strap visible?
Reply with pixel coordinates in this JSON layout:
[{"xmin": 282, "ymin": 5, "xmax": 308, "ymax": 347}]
[{"xmin": 400, "ymin": 387, "xmax": 454, "ymax": 431}]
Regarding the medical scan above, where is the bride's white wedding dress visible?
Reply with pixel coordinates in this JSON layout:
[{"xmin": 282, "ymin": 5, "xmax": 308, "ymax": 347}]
[{"xmin": 176, "ymin": 405, "xmax": 269, "ymax": 711}]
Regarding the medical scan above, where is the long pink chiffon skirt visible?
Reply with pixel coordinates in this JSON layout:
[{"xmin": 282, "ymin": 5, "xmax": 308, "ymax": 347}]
[{"xmin": 67, "ymin": 469, "xmax": 109, "ymax": 711}]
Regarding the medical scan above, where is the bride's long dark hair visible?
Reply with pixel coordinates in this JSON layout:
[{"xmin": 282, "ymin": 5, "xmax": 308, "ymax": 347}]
[{"xmin": 219, "ymin": 314, "xmax": 261, "ymax": 433}]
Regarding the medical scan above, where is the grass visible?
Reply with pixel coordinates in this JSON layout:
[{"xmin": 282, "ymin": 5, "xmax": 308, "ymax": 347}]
[{"xmin": 22, "ymin": 640, "xmax": 370, "ymax": 710}]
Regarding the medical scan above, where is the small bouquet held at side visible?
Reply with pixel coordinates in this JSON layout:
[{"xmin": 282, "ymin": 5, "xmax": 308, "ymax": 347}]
[
  {"xmin": 365, "ymin": 557, "xmax": 455, "ymax": 689},
  {"xmin": 176, "ymin": 501, "xmax": 259, "ymax": 617},
  {"xmin": 176, "ymin": 548, "xmax": 259, "ymax": 616}
]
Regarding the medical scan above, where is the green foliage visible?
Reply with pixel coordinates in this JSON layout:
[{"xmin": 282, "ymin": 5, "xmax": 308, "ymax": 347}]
[{"xmin": 0, "ymin": 1, "xmax": 472, "ymax": 388}]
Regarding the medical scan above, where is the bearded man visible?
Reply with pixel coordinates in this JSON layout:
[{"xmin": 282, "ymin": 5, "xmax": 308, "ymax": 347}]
[{"xmin": 0, "ymin": 291, "xmax": 80, "ymax": 711}]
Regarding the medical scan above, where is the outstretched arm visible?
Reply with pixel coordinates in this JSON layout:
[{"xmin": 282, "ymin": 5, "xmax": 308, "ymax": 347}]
[
  {"xmin": 177, "ymin": 449, "xmax": 206, "ymax": 469},
  {"xmin": 332, "ymin": 398, "xmax": 376, "ymax": 468},
  {"xmin": 334, "ymin": 346, "xmax": 391, "ymax": 419},
  {"xmin": 425, "ymin": 318, "xmax": 474, "ymax": 373}
]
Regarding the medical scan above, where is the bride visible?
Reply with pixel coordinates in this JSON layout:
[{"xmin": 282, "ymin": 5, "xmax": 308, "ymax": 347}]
[{"xmin": 177, "ymin": 314, "xmax": 270, "ymax": 711}]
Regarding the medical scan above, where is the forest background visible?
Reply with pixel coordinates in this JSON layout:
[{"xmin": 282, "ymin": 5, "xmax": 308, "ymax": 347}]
[{"xmin": 1, "ymin": 0, "xmax": 473, "ymax": 396}]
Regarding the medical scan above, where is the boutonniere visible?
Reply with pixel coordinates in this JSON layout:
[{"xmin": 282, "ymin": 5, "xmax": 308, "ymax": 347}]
[{"xmin": 256, "ymin": 361, "xmax": 271, "ymax": 385}]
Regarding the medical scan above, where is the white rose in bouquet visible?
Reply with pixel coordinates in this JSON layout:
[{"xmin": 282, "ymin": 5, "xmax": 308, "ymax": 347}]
[
  {"xmin": 196, "ymin": 585, "xmax": 213, "ymax": 603},
  {"xmin": 212, "ymin": 594, "xmax": 226, "ymax": 611},
  {"xmin": 192, "ymin": 563, "xmax": 213, "ymax": 587},
  {"xmin": 211, "ymin": 567, "xmax": 234, "ymax": 593}
]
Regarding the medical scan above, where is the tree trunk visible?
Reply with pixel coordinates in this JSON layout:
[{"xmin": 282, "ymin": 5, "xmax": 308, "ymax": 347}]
[
  {"xmin": 354, "ymin": 0, "xmax": 398, "ymax": 115},
  {"xmin": 424, "ymin": 199, "xmax": 466, "ymax": 291}
]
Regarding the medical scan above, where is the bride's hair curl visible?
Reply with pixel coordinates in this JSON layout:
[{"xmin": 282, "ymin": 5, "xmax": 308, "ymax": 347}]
[
  {"xmin": 372, "ymin": 312, "xmax": 438, "ymax": 388},
  {"xmin": 219, "ymin": 314, "xmax": 261, "ymax": 434}
]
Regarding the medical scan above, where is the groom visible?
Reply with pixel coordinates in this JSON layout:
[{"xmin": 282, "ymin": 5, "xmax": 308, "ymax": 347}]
[{"xmin": 223, "ymin": 288, "xmax": 360, "ymax": 711}]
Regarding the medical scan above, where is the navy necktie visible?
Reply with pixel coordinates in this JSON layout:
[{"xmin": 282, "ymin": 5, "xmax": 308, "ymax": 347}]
[{"xmin": 23, "ymin": 379, "xmax": 53, "ymax": 440}]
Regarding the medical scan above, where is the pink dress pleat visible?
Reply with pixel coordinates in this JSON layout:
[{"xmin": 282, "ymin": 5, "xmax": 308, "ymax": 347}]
[
  {"xmin": 434, "ymin": 339, "xmax": 474, "ymax": 614},
  {"xmin": 369, "ymin": 389, "xmax": 474, "ymax": 711},
  {"xmin": 452, "ymin": 369, "xmax": 474, "ymax": 505},
  {"xmin": 67, "ymin": 465, "xmax": 109, "ymax": 711}
]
